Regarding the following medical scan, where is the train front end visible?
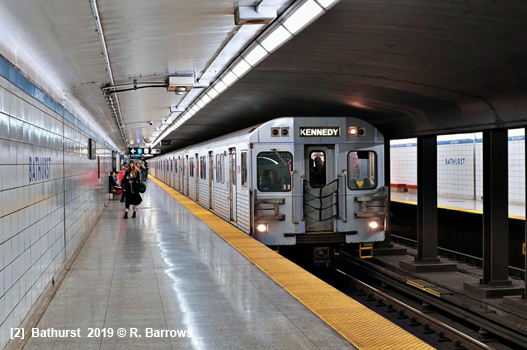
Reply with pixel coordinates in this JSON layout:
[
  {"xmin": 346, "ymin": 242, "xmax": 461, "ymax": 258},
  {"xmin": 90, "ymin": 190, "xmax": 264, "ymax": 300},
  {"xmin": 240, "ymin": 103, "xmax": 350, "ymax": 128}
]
[{"xmin": 251, "ymin": 117, "xmax": 387, "ymax": 264}]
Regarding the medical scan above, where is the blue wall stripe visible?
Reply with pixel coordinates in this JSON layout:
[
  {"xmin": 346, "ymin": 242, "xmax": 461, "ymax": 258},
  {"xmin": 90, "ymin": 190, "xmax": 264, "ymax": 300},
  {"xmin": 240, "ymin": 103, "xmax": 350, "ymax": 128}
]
[{"xmin": 0, "ymin": 55, "xmax": 107, "ymax": 146}]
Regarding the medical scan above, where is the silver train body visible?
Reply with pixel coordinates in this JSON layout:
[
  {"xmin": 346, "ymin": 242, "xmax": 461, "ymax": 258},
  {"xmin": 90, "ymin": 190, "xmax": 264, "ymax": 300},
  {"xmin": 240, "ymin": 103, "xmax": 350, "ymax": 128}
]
[{"xmin": 151, "ymin": 117, "xmax": 387, "ymax": 253}]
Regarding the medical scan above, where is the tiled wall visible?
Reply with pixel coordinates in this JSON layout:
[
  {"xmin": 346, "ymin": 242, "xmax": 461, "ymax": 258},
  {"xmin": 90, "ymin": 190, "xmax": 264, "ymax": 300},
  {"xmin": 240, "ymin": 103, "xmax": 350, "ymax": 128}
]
[
  {"xmin": 390, "ymin": 130, "xmax": 526, "ymax": 204},
  {"xmin": 0, "ymin": 70, "xmax": 112, "ymax": 348},
  {"xmin": 390, "ymin": 139, "xmax": 417, "ymax": 186}
]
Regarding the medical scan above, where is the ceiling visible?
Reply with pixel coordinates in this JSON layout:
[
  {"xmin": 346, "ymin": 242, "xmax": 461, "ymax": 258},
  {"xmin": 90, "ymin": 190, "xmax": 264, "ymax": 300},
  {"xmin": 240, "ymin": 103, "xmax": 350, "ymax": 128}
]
[{"xmin": 1, "ymin": 0, "xmax": 526, "ymax": 153}]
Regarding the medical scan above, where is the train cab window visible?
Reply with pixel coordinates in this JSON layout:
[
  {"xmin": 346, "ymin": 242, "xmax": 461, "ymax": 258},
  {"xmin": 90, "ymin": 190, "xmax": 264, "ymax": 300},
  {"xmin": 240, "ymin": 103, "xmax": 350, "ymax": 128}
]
[
  {"xmin": 257, "ymin": 152, "xmax": 292, "ymax": 192},
  {"xmin": 347, "ymin": 151, "xmax": 377, "ymax": 190},
  {"xmin": 241, "ymin": 152, "xmax": 248, "ymax": 188},
  {"xmin": 309, "ymin": 151, "xmax": 326, "ymax": 188}
]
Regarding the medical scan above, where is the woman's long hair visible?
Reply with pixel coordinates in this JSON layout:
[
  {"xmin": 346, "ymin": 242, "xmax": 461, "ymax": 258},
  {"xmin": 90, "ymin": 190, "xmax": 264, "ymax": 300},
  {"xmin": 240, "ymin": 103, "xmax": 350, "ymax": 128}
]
[{"xmin": 127, "ymin": 163, "xmax": 140, "ymax": 178}]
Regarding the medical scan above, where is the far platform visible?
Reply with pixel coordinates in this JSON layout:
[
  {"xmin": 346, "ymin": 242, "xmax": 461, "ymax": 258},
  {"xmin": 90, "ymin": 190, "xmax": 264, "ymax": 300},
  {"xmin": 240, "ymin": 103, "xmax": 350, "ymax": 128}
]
[{"xmin": 391, "ymin": 192, "xmax": 526, "ymax": 220}]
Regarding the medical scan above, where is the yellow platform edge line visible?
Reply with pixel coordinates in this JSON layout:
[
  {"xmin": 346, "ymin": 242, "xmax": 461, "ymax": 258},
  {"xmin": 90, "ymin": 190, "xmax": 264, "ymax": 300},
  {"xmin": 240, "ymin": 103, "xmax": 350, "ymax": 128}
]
[
  {"xmin": 391, "ymin": 199, "xmax": 525, "ymax": 220},
  {"xmin": 150, "ymin": 176, "xmax": 434, "ymax": 350}
]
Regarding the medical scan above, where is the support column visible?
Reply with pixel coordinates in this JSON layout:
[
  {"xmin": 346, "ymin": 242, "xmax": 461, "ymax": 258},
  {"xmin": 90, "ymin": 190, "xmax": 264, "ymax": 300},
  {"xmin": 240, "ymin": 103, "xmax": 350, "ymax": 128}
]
[
  {"xmin": 400, "ymin": 135, "xmax": 455, "ymax": 272},
  {"xmin": 384, "ymin": 139, "xmax": 392, "ymax": 246},
  {"xmin": 465, "ymin": 129, "xmax": 523, "ymax": 298},
  {"xmin": 417, "ymin": 135, "xmax": 440, "ymax": 263},
  {"xmin": 481, "ymin": 129, "xmax": 510, "ymax": 286}
]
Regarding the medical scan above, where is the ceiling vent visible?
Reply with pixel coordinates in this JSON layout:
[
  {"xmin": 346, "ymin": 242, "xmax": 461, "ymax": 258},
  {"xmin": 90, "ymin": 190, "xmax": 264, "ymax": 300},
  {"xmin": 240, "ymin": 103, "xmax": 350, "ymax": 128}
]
[
  {"xmin": 166, "ymin": 75, "xmax": 195, "ymax": 92},
  {"xmin": 235, "ymin": 6, "xmax": 276, "ymax": 25}
]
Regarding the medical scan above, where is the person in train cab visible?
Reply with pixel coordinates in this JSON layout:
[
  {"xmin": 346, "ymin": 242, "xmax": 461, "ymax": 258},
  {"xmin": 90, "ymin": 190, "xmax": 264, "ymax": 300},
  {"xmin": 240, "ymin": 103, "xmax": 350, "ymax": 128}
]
[
  {"xmin": 310, "ymin": 156, "xmax": 326, "ymax": 187},
  {"xmin": 262, "ymin": 169, "xmax": 282, "ymax": 191},
  {"xmin": 121, "ymin": 162, "xmax": 143, "ymax": 218}
]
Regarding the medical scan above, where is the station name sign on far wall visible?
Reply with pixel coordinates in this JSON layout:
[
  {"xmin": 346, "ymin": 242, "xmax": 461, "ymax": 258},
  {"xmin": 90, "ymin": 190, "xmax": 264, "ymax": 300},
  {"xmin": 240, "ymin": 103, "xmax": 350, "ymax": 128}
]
[{"xmin": 299, "ymin": 127, "xmax": 340, "ymax": 137}]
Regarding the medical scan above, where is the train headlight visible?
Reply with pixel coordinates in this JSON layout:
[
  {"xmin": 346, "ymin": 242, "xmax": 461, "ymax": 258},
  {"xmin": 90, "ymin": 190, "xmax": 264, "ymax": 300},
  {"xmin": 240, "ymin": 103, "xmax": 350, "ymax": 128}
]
[
  {"xmin": 256, "ymin": 223, "xmax": 268, "ymax": 233},
  {"xmin": 368, "ymin": 221, "xmax": 379, "ymax": 230}
]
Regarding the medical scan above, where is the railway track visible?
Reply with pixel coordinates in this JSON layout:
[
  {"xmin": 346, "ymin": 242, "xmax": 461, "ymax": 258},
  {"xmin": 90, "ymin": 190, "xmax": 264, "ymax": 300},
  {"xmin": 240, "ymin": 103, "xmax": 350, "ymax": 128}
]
[{"xmin": 329, "ymin": 252, "xmax": 527, "ymax": 350}]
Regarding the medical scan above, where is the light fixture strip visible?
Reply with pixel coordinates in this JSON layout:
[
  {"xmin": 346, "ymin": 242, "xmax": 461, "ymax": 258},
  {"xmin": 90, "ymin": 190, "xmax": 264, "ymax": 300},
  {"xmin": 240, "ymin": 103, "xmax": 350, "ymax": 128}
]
[
  {"xmin": 90, "ymin": 0, "xmax": 128, "ymax": 145},
  {"xmin": 153, "ymin": 0, "xmax": 342, "ymax": 147}
]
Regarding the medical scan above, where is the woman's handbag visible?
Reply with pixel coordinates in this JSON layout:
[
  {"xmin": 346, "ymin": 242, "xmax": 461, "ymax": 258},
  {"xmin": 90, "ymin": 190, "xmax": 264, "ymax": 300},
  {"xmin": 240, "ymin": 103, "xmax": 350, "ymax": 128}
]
[{"xmin": 137, "ymin": 181, "xmax": 146, "ymax": 193}]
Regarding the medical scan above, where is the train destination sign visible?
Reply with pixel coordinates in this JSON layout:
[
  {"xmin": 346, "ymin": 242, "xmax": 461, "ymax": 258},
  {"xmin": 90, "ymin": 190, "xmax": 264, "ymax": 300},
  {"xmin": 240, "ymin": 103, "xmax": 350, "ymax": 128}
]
[{"xmin": 299, "ymin": 127, "xmax": 340, "ymax": 137}]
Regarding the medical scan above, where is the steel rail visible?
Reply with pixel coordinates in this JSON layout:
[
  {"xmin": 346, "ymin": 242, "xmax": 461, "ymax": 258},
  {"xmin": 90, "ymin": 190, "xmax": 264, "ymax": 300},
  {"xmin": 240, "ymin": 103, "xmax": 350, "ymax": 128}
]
[
  {"xmin": 338, "ymin": 253, "xmax": 527, "ymax": 348},
  {"xmin": 336, "ymin": 268, "xmax": 495, "ymax": 350}
]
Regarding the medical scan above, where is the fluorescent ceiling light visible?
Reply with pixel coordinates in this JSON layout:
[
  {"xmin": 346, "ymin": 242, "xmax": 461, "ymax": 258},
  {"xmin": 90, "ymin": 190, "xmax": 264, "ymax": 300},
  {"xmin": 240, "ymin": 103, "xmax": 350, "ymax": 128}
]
[
  {"xmin": 196, "ymin": 100, "xmax": 205, "ymax": 109},
  {"xmin": 201, "ymin": 94, "xmax": 212, "ymax": 104},
  {"xmin": 283, "ymin": 0, "xmax": 323, "ymax": 34},
  {"xmin": 222, "ymin": 71, "xmax": 238, "ymax": 86},
  {"xmin": 190, "ymin": 106, "xmax": 199, "ymax": 114},
  {"xmin": 214, "ymin": 80, "xmax": 228, "ymax": 93},
  {"xmin": 207, "ymin": 88, "xmax": 219, "ymax": 99},
  {"xmin": 316, "ymin": 0, "xmax": 339, "ymax": 8},
  {"xmin": 261, "ymin": 25, "xmax": 292, "ymax": 52},
  {"xmin": 232, "ymin": 59, "xmax": 251, "ymax": 78},
  {"xmin": 244, "ymin": 44, "xmax": 268, "ymax": 66}
]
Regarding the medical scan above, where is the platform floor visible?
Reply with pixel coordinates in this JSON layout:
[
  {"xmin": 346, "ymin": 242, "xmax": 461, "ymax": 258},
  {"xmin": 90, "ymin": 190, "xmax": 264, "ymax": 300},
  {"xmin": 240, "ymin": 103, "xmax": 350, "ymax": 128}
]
[
  {"xmin": 24, "ymin": 178, "xmax": 357, "ymax": 350},
  {"xmin": 391, "ymin": 192, "xmax": 526, "ymax": 220}
]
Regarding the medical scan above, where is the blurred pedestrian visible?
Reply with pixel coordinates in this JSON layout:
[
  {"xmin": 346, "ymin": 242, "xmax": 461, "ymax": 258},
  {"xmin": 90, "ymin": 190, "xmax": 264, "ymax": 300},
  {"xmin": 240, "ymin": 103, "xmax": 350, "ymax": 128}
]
[{"xmin": 121, "ymin": 162, "xmax": 142, "ymax": 218}]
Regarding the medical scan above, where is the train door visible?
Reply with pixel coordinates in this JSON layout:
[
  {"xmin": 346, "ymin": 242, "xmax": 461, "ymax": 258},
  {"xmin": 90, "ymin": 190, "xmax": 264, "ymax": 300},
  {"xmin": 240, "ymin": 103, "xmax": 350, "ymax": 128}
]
[
  {"xmin": 304, "ymin": 145, "xmax": 337, "ymax": 232},
  {"xmin": 209, "ymin": 151, "xmax": 214, "ymax": 209},
  {"xmin": 195, "ymin": 153, "xmax": 199, "ymax": 202},
  {"xmin": 229, "ymin": 148, "xmax": 237, "ymax": 222}
]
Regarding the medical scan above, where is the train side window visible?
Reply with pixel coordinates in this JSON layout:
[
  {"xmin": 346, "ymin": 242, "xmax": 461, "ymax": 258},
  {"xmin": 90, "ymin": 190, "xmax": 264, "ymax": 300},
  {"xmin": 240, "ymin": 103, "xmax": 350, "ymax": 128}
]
[
  {"xmin": 215, "ymin": 155, "xmax": 219, "ymax": 182},
  {"xmin": 257, "ymin": 152, "xmax": 292, "ymax": 192},
  {"xmin": 220, "ymin": 154, "xmax": 225, "ymax": 183},
  {"xmin": 241, "ymin": 152, "xmax": 248, "ymax": 188},
  {"xmin": 347, "ymin": 151, "xmax": 377, "ymax": 190},
  {"xmin": 202, "ymin": 156, "xmax": 206, "ymax": 179},
  {"xmin": 231, "ymin": 151, "xmax": 236, "ymax": 186},
  {"xmin": 190, "ymin": 157, "xmax": 194, "ymax": 178}
]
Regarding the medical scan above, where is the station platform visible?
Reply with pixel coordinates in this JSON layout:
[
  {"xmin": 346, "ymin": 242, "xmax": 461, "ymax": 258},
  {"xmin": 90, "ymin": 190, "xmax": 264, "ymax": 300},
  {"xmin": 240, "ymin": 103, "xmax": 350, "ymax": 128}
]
[
  {"xmin": 20, "ymin": 177, "xmax": 433, "ymax": 350},
  {"xmin": 391, "ymin": 192, "xmax": 526, "ymax": 220}
]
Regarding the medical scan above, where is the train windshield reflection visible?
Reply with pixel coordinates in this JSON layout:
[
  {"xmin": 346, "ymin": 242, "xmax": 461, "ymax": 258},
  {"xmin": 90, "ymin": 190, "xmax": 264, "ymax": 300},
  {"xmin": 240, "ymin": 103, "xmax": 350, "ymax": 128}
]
[{"xmin": 257, "ymin": 152, "xmax": 292, "ymax": 192}]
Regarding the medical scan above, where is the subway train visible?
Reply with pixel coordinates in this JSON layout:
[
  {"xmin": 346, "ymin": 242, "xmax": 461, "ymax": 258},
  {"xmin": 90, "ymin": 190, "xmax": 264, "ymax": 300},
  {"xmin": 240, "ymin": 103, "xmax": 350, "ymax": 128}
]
[{"xmin": 150, "ymin": 117, "xmax": 388, "ymax": 262}]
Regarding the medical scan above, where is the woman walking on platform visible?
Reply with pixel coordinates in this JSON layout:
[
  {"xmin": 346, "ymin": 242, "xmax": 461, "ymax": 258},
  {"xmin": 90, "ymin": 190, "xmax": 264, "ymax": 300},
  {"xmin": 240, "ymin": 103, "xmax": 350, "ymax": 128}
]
[{"xmin": 121, "ymin": 163, "xmax": 143, "ymax": 218}]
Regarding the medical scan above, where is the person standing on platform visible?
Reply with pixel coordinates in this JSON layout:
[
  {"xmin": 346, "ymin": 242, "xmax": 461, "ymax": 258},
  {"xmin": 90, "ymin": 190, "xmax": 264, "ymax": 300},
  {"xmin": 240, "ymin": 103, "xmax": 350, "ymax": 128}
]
[
  {"xmin": 121, "ymin": 162, "xmax": 143, "ymax": 219},
  {"xmin": 142, "ymin": 161, "xmax": 149, "ymax": 181}
]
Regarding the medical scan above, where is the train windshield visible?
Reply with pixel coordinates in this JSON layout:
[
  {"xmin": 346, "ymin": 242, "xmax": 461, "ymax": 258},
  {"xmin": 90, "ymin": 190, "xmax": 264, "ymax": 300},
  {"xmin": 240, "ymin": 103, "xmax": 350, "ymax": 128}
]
[
  {"xmin": 257, "ymin": 152, "xmax": 292, "ymax": 192},
  {"xmin": 348, "ymin": 151, "xmax": 377, "ymax": 190}
]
